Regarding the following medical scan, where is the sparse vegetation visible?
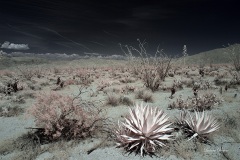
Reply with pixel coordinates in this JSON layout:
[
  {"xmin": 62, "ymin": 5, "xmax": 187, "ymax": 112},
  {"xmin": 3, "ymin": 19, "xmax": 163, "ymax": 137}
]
[
  {"xmin": 0, "ymin": 47, "xmax": 239, "ymax": 159},
  {"xmin": 169, "ymin": 92, "xmax": 223, "ymax": 111},
  {"xmin": 105, "ymin": 92, "xmax": 120, "ymax": 106},
  {"xmin": 175, "ymin": 110, "xmax": 220, "ymax": 143},
  {"xmin": 0, "ymin": 105, "xmax": 24, "ymax": 117},
  {"xmin": 120, "ymin": 39, "xmax": 173, "ymax": 91},
  {"xmin": 115, "ymin": 103, "xmax": 173, "ymax": 156}
]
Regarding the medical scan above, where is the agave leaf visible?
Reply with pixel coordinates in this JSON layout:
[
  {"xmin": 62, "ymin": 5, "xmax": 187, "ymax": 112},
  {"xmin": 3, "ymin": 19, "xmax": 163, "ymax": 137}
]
[
  {"xmin": 185, "ymin": 110, "xmax": 220, "ymax": 138},
  {"xmin": 116, "ymin": 103, "xmax": 173, "ymax": 156},
  {"xmin": 122, "ymin": 122, "xmax": 140, "ymax": 134},
  {"xmin": 129, "ymin": 142, "xmax": 140, "ymax": 150}
]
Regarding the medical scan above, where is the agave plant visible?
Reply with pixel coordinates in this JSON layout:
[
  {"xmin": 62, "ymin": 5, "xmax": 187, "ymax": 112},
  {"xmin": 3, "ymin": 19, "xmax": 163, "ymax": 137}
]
[
  {"xmin": 185, "ymin": 110, "xmax": 220, "ymax": 142},
  {"xmin": 115, "ymin": 103, "xmax": 173, "ymax": 156}
]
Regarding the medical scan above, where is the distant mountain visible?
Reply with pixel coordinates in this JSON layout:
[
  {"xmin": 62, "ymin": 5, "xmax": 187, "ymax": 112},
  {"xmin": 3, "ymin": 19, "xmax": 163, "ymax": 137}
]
[{"xmin": 185, "ymin": 43, "xmax": 240, "ymax": 65}]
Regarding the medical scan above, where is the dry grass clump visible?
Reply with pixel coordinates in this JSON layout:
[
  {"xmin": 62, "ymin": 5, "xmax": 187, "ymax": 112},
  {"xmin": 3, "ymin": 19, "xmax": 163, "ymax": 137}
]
[
  {"xmin": 142, "ymin": 90, "xmax": 154, "ymax": 102},
  {"xmin": 181, "ymin": 78, "xmax": 194, "ymax": 88},
  {"xmin": 39, "ymin": 81, "xmax": 50, "ymax": 86},
  {"xmin": 27, "ymin": 82, "xmax": 42, "ymax": 91},
  {"xmin": 119, "ymin": 76, "xmax": 136, "ymax": 83},
  {"xmin": 0, "ymin": 131, "xmax": 81, "ymax": 160},
  {"xmin": 165, "ymin": 138, "xmax": 198, "ymax": 160},
  {"xmin": 135, "ymin": 89, "xmax": 154, "ymax": 102},
  {"xmin": 103, "ymin": 86, "xmax": 123, "ymax": 94},
  {"xmin": 120, "ymin": 96, "xmax": 134, "ymax": 106},
  {"xmin": 105, "ymin": 93, "xmax": 121, "ymax": 106},
  {"xmin": 122, "ymin": 85, "xmax": 135, "ymax": 94},
  {"xmin": 0, "ymin": 133, "xmax": 42, "ymax": 160},
  {"xmin": 105, "ymin": 92, "xmax": 134, "ymax": 106},
  {"xmin": 21, "ymin": 91, "xmax": 36, "ymax": 99}
]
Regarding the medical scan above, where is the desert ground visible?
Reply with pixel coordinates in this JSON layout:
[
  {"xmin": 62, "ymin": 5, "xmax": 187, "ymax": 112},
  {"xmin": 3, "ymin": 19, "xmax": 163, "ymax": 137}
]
[{"xmin": 0, "ymin": 54, "xmax": 240, "ymax": 160}]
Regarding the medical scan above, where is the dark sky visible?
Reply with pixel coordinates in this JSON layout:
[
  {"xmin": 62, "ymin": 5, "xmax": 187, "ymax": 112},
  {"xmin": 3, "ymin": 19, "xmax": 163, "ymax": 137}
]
[{"xmin": 0, "ymin": 0, "xmax": 239, "ymax": 56}]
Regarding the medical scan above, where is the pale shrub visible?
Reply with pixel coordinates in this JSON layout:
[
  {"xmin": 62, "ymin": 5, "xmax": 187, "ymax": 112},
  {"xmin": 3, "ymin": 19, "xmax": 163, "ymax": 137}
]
[{"xmin": 27, "ymin": 91, "xmax": 104, "ymax": 142}]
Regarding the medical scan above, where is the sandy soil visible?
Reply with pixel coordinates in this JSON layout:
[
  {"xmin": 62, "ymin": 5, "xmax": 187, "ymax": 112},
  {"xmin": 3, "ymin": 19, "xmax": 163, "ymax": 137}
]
[{"xmin": 0, "ymin": 58, "xmax": 239, "ymax": 160}]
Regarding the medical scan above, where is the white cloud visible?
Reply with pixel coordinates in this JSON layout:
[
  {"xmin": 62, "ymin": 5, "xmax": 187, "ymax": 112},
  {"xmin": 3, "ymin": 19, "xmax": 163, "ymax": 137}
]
[
  {"xmin": 103, "ymin": 54, "xmax": 126, "ymax": 60},
  {"xmin": 1, "ymin": 41, "xmax": 29, "ymax": 50},
  {"xmin": 84, "ymin": 52, "xmax": 100, "ymax": 56}
]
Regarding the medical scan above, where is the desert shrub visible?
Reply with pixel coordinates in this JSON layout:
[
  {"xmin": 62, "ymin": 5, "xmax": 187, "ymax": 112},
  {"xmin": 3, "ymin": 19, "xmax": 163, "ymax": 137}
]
[
  {"xmin": 172, "ymin": 79, "xmax": 183, "ymax": 89},
  {"xmin": 229, "ymin": 71, "xmax": 240, "ymax": 85},
  {"xmin": 190, "ymin": 92, "xmax": 223, "ymax": 111},
  {"xmin": 214, "ymin": 77, "xmax": 229, "ymax": 86},
  {"xmin": 0, "ymin": 105, "xmax": 24, "ymax": 117},
  {"xmin": 53, "ymin": 67, "xmax": 61, "ymax": 74},
  {"xmin": 0, "ymin": 83, "xmax": 5, "ymax": 94},
  {"xmin": 12, "ymin": 95, "xmax": 26, "ymax": 104},
  {"xmin": 40, "ymin": 81, "xmax": 50, "ymax": 86},
  {"xmin": 27, "ymin": 91, "xmax": 107, "ymax": 143},
  {"xmin": 0, "ymin": 70, "xmax": 15, "ymax": 78},
  {"xmin": 168, "ymin": 92, "xmax": 223, "ymax": 111},
  {"xmin": 120, "ymin": 39, "xmax": 173, "ymax": 91},
  {"xmin": 193, "ymin": 80, "xmax": 217, "ymax": 90},
  {"xmin": 0, "ymin": 78, "xmax": 23, "ymax": 95},
  {"xmin": 64, "ymin": 79, "xmax": 77, "ymax": 86},
  {"xmin": 21, "ymin": 91, "xmax": 36, "ymax": 99},
  {"xmin": 97, "ymin": 80, "xmax": 112, "ymax": 91},
  {"xmin": 27, "ymin": 82, "xmax": 42, "ymax": 91},
  {"xmin": 18, "ymin": 66, "xmax": 36, "ymax": 80},
  {"xmin": 142, "ymin": 66, "xmax": 161, "ymax": 91},
  {"xmin": 224, "ymin": 44, "xmax": 240, "ymax": 85},
  {"xmin": 168, "ymin": 94, "xmax": 186, "ymax": 110},
  {"xmin": 75, "ymin": 69, "xmax": 93, "ymax": 86},
  {"xmin": 224, "ymin": 44, "xmax": 240, "ymax": 72}
]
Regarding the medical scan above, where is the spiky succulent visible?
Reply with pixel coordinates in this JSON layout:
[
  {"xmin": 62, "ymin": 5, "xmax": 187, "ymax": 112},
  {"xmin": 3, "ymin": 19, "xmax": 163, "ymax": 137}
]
[
  {"xmin": 115, "ymin": 103, "xmax": 173, "ymax": 156},
  {"xmin": 185, "ymin": 110, "xmax": 220, "ymax": 141}
]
